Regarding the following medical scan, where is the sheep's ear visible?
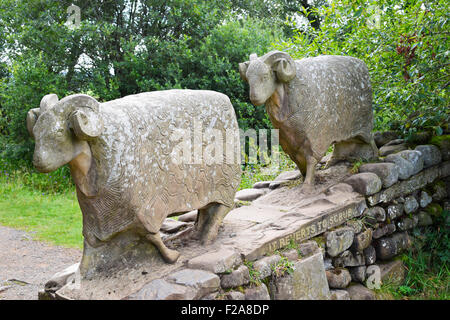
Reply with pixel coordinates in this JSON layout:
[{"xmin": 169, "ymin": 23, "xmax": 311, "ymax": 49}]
[
  {"xmin": 40, "ymin": 94, "xmax": 59, "ymax": 113},
  {"xmin": 239, "ymin": 61, "xmax": 250, "ymax": 82},
  {"xmin": 26, "ymin": 108, "xmax": 40, "ymax": 139}
]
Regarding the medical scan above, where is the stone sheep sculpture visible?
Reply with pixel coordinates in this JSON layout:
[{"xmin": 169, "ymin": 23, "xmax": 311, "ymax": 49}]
[
  {"xmin": 27, "ymin": 90, "xmax": 241, "ymax": 264},
  {"xmin": 239, "ymin": 51, "xmax": 377, "ymax": 192}
]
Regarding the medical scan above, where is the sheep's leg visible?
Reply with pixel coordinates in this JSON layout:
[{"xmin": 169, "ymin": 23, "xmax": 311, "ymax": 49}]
[
  {"xmin": 299, "ymin": 155, "xmax": 317, "ymax": 194},
  {"xmin": 137, "ymin": 211, "xmax": 180, "ymax": 263},
  {"xmin": 146, "ymin": 232, "xmax": 180, "ymax": 264},
  {"xmin": 196, "ymin": 203, "xmax": 231, "ymax": 245}
]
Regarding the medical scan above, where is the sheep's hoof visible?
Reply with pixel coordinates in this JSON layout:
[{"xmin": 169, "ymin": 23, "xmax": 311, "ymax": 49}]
[
  {"xmin": 161, "ymin": 248, "xmax": 180, "ymax": 264},
  {"xmin": 299, "ymin": 183, "xmax": 315, "ymax": 195}
]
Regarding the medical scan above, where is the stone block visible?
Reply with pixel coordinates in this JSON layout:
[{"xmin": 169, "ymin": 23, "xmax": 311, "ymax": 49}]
[
  {"xmin": 330, "ymin": 289, "xmax": 351, "ymax": 300},
  {"xmin": 349, "ymin": 266, "xmax": 367, "ymax": 283},
  {"xmin": 367, "ymin": 161, "xmax": 449, "ymax": 206},
  {"xmin": 416, "ymin": 211, "xmax": 433, "ymax": 226},
  {"xmin": 283, "ymin": 249, "xmax": 299, "ymax": 261},
  {"xmin": 160, "ymin": 218, "xmax": 190, "ymax": 233},
  {"xmin": 223, "ymin": 291, "xmax": 245, "ymax": 300},
  {"xmin": 419, "ymin": 191, "xmax": 432, "ymax": 208},
  {"xmin": 345, "ymin": 283, "xmax": 375, "ymax": 300},
  {"xmin": 298, "ymin": 240, "xmax": 319, "ymax": 257},
  {"xmin": 397, "ymin": 216, "xmax": 418, "ymax": 231},
  {"xmin": 274, "ymin": 170, "xmax": 301, "ymax": 181},
  {"xmin": 364, "ymin": 206, "xmax": 386, "ymax": 224},
  {"xmin": 374, "ymin": 131, "xmax": 400, "ymax": 148},
  {"xmin": 345, "ymin": 219, "xmax": 364, "ymax": 234},
  {"xmin": 253, "ymin": 181, "xmax": 272, "ymax": 189},
  {"xmin": 127, "ymin": 279, "xmax": 196, "ymax": 300},
  {"xmin": 403, "ymin": 195, "xmax": 419, "ymax": 214},
  {"xmin": 397, "ymin": 150, "xmax": 424, "ymax": 175},
  {"xmin": 269, "ymin": 252, "xmax": 330, "ymax": 300},
  {"xmin": 325, "ymin": 227, "xmax": 355, "ymax": 257},
  {"xmin": 326, "ymin": 268, "xmax": 352, "ymax": 289},
  {"xmin": 387, "ymin": 203, "xmax": 404, "ymax": 220},
  {"xmin": 187, "ymin": 248, "xmax": 242, "ymax": 274},
  {"xmin": 253, "ymin": 255, "xmax": 281, "ymax": 279},
  {"xmin": 235, "ymin": 188, "xmax": 268, "ymax": 201},
  {"xmin": 244, "ymin": 284, "xmax": 270, "ymax": 300},
  {"xmin": 220, "ymin": 265, "xmax": 250, "ymax": 289},
  {"xmin": 363, "ymin": 245, "xmax": 376, "ymax": 265},
  {"xmin": 177, "ymin": 210, "xmax": 198, "ymax": 222},
  {"xmin": 374, "ymin": 232, "xmax": 410, "ymax": 260},
  {"xmin": 344, "ymin": 172, "xmax": 382, "ymax": 195},
  {"xmin": 385, "ymin": 153, "xmax": 414, "ymax": 180},
  {"xmin": 415, "ymin": 145, "xmax": 442, "ymax": 168},
  {"xmin": 333, "ymin": 250, "xmax": 365, "ymax": 267},
  {"xmin": 359, "ymin": 163, "xmax": 399, "ymax": 188},
  {"xmin": 167, "ymin": 269, "xmax": 220, "ymax": 299},
  {"xmin": 351, "ymin": 228, "xmax": 373, "ymax": 252},
  {"xmin": 379, "ymin": 143, "xmax": 407, "ymax": 157}
]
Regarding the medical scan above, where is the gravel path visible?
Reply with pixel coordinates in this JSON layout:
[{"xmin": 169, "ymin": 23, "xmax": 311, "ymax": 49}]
[{"xmin": 0, "ymin": 225, "xmax": 81, "ymax": 300}]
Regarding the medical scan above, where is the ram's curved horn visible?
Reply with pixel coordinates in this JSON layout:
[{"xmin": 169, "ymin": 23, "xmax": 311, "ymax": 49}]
[
  {"xmin": 57, "ymin": 94, "xmax": 103, "ymax": 140},
  {"xmin": 261, "ymin": 51, "xmax": 296, "ymax": 83}
]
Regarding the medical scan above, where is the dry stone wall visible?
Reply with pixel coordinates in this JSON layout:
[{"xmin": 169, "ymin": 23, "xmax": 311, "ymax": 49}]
[{"xmin": 40, "ymin": 135, "xmax": 450, "ymax": 300}]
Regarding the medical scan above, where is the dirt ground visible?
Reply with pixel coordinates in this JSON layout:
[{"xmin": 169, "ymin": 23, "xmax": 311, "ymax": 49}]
[{"xmin": 0, "ymin": 225, "xmax": 81, "ymax": 300}]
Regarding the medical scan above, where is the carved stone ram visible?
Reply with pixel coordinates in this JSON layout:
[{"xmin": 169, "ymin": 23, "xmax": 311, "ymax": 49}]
[
  {"xmin": 27, "ymin": 90, "xmax": 241, "ymax": 265},
  {"xmin": 240, "ymin": 51, "xmax": 377, "ymax": 192}
]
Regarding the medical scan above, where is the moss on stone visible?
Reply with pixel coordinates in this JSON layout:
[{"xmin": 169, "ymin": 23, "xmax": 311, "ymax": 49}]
[
  {"xmin": 426, "ymin": 203, "xmax": 443, "ymax": 217},
  {"xmin": 430, "ymin": 134, "xmax": 450, "ymax": 145}
]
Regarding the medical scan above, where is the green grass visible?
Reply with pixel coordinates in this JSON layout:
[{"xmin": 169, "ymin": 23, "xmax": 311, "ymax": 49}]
[
  {"xmin": 376, "ymin": 210, "xmax": 450, "ymax": 300},
  {"xmin": 0, "ymin": 159, "xmax": 82, "ymax": 248},
  {"xmin": 0, "ymin": 187, "xmax": 83, "ymax": 248}
]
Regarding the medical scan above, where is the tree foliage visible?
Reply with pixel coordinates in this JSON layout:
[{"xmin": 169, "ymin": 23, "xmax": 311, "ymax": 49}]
[
  {"xmin": 273, "ymin": 0, "xmax": 449, "ymax": 136},
  {"xmin": 0, "ymin": 0, "xmax": 299, "ymax": 161}
]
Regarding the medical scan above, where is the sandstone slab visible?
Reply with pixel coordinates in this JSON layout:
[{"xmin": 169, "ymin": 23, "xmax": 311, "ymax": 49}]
[
  {"xmin": 269, "ymin": 252, "xmax": 330, "ymax": 300},
  {"xmin": 127, "ymin": 279, "xmax": 196, "ymax": 300},
  {"xmin": 177, "ymin": 210, "xmax": 198, "ymax": 222},
  {"xmin": 235, "ymin": 188, "xmax": 268, "ymax": 201},
  {"xmin": 252, "ymin": 181, "xmax": 272, "ymax": 189},
  {"xmin": 166, "ymin": 269, "xmax": 220, "ymax": 299},
  {"xmin": 187, "ymin": 248, "xmax": 242, "ymax": 274}
]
